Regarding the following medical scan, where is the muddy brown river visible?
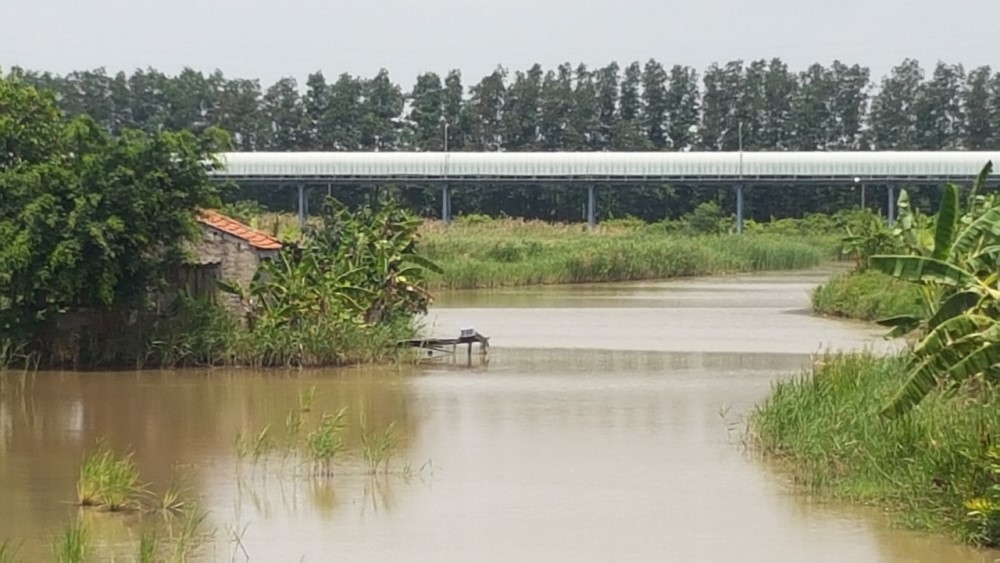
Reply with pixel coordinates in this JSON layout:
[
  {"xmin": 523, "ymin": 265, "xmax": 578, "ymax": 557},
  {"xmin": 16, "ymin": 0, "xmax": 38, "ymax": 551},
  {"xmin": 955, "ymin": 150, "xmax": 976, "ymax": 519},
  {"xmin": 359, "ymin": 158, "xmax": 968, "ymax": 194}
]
[{"xmin": 1, "ymin": 268, "xmax": 996, "ymax": 561}]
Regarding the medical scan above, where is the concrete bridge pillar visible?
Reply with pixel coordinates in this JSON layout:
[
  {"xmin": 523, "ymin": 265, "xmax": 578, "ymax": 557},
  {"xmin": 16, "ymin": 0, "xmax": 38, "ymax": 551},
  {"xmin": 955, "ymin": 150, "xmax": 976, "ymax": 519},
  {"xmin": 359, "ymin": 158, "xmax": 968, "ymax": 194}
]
[
  {"xmin": 887, "ymin": 185, "xmax": 896, "ymax": 227},
  {"xmin": 735, "ymin": 184, "xmax": 745, "ymax": 234},
  {"xmin": 297, "ymin": 183, "xmax": 306, "ymax": 227},
  {"xmin": 441, "ymin": 184, "xmax": 452, "ymax": 225},
  {"xmin": 587, "ymin": 185, "xmax": 596, "ymax": 231}
]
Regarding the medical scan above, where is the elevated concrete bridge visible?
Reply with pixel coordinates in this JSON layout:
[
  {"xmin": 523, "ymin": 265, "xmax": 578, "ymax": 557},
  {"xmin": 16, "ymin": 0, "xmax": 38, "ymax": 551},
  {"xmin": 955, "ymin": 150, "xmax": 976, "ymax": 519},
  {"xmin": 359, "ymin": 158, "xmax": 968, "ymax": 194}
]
[{"xmin": 211, "ymin": 151, "xmax": 1000, "ymax": 231}]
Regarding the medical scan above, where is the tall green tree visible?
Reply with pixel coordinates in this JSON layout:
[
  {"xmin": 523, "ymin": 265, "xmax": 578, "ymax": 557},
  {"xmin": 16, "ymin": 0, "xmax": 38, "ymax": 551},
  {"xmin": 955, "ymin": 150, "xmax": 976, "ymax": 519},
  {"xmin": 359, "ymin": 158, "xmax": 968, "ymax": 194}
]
[
  {"xmin": 502, "ymin": 65, "xmax": 542, "ymax": 150},
  {"xmin": 665, "ymin": 65, "xmax": 700, "ymax": 151},
  {"xmin": 593, "ymin": 62, "xmax": 620, "ymax": 150},
  {"xmin": 0, "ymin": 75, "xmax": 228, "ymax": 337},
  {"xmin": 641, "ymin": 59, "xmax": 669, "ymax": 149},
  {"xmin": 261, "ymin": 77, "xmax": 306, "ymax": 150},
  {"xmin": 915, "ymin": 62, "xmax": 965, "ymax": 150},
  {"xmin": 360, "ymin": 69, "xmax": 404, "ymax": 150},
  {"xmin": 869, "ymin": 59, "xmax": 924, "ymax": 150},
  {"xmin": 965, "ymin": 66, "xmax": 993, "ymax": 149},
  {"xmin": 408, "ymin": 72, "xmax": 445, "ymax": 150}
]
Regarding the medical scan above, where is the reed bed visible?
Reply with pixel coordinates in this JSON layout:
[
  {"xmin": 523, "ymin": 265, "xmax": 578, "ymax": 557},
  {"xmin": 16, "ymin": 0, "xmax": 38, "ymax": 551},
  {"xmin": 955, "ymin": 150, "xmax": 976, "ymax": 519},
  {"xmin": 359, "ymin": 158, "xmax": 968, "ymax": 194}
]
[
  {"xmin": 750, "ymin": 351, "xmax": 1000, "ymax": 546},
  {"xmin": 230, "ymin": 212, "xmax": 837, "ymax": 290},
  {"xmin": 421, "ymin": 225, "xmax": 832, "ymax": 290}
]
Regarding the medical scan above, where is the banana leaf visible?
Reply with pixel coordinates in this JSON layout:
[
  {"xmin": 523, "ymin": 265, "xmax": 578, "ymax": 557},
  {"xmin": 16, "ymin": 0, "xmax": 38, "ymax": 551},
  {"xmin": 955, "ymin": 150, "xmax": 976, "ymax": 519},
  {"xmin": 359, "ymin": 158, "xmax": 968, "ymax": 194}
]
[{"xmin": 869, "ymin": 255, "xmax": 976, "ymax": 287}]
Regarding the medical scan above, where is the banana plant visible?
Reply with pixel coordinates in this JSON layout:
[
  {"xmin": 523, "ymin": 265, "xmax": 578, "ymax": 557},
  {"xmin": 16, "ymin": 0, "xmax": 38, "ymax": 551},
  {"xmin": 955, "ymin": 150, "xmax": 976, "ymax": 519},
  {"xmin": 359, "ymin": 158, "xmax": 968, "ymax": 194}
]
[
  {"xmin": 218, "ymin": 194, "xmax": 441, "ymax": 338},
  {"xmin": 869, "ymin": 161, "xmax": 1000, "ymax": 417}
]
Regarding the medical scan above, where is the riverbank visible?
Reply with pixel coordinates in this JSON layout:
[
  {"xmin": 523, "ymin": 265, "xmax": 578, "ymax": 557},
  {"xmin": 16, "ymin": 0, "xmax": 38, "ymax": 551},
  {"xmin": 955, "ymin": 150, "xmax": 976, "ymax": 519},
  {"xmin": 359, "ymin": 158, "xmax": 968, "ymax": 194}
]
[
  {"xmin": 811, "ymin": 270, "xmax": 922, "ymax": 321},
  {"xmin": 750, "ymin": 351, "xmax": 1000, "ymax": 547},
  {"xmin": 418, "ymin": 218, "xmax": 837, "ymax": 290}
]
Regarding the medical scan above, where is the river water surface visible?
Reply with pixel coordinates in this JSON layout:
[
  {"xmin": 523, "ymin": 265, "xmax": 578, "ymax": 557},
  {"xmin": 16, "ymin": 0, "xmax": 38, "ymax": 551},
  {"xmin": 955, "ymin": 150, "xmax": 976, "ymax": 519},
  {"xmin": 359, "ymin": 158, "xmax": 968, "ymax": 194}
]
[{"xmin": 1, "ymin": 268, "xmax": 996, "ymax": 561}]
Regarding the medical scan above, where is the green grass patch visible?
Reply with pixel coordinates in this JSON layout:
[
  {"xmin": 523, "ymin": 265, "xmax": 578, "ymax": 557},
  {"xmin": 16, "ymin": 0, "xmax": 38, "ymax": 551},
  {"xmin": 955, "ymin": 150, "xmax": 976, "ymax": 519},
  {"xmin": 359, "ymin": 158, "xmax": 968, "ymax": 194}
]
[
  {"xmin": 811, "ymin": 270, "xmax": 923, "ymax": 321},
  {"xmin": 751, "ymin": 351, "xmax": 1000, "ymax": 546},
  {"xmin": 419, "ymin": 218, "xmax": 836, "ymax": 290},
  {"xmin": 76, "ymin": 442, "xmax": 144, "ymax": 510}
]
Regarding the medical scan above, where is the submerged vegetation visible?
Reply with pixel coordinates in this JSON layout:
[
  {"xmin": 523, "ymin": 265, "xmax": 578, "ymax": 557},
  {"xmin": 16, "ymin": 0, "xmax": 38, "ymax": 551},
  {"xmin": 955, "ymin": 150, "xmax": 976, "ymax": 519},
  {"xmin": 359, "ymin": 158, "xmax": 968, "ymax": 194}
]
[
  {"xmin": 757, "ymin": 162, "xmax": 1000, "ymax": 547},
  {"xmin": 235, "ymin": 387, "xmax": 405, "ymax": 477}
]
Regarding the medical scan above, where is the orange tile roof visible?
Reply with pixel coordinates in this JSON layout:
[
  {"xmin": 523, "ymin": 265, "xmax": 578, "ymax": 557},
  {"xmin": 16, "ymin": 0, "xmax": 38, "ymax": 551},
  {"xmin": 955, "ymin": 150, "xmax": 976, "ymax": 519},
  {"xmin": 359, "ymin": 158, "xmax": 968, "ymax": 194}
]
[{"xmin": 197, "ymin": 210, "xmax": 283, "ymax": 251}]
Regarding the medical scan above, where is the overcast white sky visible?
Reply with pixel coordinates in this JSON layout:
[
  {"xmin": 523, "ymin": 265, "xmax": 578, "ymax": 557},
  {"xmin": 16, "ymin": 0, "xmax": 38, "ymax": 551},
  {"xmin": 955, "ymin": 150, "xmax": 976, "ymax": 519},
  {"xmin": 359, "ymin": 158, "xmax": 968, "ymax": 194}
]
[{"xmin": 3, "ymin": 0, "xmax": 998, "ymax": 88}]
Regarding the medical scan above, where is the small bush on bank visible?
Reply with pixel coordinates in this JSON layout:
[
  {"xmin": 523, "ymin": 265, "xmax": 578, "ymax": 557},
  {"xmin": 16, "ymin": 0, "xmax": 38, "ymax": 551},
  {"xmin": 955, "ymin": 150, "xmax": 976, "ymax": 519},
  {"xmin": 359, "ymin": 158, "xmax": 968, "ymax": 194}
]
[{"xmin": 811, "ymin": 270, "xmax": 922, "ymax": 321}]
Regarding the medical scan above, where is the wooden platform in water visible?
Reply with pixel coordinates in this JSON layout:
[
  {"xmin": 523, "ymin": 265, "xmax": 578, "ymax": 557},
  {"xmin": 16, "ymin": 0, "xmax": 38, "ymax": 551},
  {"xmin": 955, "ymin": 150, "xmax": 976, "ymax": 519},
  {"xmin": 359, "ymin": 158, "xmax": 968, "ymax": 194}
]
[{"xmin": 400, "ymin": 328, "xmax": 490, "ymax": 361}]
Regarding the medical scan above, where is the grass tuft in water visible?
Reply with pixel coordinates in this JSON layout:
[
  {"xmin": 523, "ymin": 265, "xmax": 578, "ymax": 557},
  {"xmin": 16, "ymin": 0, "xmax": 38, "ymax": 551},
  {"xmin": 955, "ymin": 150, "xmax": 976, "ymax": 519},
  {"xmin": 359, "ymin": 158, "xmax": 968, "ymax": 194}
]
[
  {"xmin": 0, "ymin": 540, "xmax": 21, "ymax": 563},
  {"xmin": 751, "ymin": 351, "xmax": 1000, "ymax": 546},
  {"xmin": 359, "ymin": 410, "xmax": 398, "ymax": 475},
  {"xmin": 234, "ymin": 425, "xmax": 275, "ymax": 463},
  {"xmin": 137, "ymin": 531, "xmax": 158, "ymax": 563},
  {"xmin": 169, "ymin": 507, "xmax": 210, "ymax": 562},
  {"xmin": 76, "ymin": 443, "xmax": 144, "ymax": 511},
  {"xmin": 51, "ymin": 520, "xmax": 88, "ymax": 563},
  {"xmin": 308, "ymin": 407, "xmax": 348, "ymax": 476}
]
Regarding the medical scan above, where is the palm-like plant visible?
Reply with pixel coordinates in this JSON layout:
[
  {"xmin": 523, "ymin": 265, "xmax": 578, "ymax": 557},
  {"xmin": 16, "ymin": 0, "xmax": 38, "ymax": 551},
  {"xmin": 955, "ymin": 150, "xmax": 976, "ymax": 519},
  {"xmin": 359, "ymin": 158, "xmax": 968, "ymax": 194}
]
[{"xmin": 869, "ymin": 162, "xmax": 1000, "ymax": 417}]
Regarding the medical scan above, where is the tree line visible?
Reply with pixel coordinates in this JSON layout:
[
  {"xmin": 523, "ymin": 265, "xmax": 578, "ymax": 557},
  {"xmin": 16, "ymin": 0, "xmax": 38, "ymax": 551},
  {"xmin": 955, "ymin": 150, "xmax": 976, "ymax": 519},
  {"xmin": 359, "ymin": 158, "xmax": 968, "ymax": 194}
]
[{"xmin": 6, "ymin": 58, "xmax": 998, "ymax": 221}]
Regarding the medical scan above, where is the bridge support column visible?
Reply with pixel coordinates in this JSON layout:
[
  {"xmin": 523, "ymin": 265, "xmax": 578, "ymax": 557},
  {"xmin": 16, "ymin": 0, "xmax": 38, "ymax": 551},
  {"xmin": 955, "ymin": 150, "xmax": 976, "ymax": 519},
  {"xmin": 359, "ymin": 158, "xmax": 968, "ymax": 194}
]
[
  {"xmin": 887, "ymin": 185, "xmax": 896, "ymax": 227},
  {"xmin": 587, "ymin": 185, "xmax": 596, "ymax": 231},
  {"xmin": 297, "ymin": 183, "xmax": 306, "ymax": 228},
  {"xmin": 441, "ymin": 184, "xmax": 452, "ymax": 226},
  {"xmin": 735, "ymin": 184, "xmax": 745, "ymax": 234}
]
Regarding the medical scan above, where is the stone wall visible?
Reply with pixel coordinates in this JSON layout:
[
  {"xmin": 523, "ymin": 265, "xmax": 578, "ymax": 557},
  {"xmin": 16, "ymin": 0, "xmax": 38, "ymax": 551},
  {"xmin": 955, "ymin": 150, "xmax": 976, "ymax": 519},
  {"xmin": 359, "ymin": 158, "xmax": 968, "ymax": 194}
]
[{"xmin": 188, "ymin": 227, "xmax": 265, "ymax": 317}]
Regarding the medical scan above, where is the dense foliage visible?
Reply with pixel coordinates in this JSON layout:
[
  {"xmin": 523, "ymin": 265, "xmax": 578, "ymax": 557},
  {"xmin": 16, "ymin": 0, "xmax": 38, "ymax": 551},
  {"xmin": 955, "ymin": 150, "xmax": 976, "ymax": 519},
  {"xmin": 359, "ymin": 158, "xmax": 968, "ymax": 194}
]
[
  {"xmin": 7, "ymin": 58, "xmax": 997, "ymax": 220},
  {"xmin": 0, "ymin": 74, "xmax": 226, "ymax": 345},
  {"xmin": 204, "ymin": 196, "xmax": 438, "ymax": 367},
  {"xmin": 866, "ymin": 163, "xmax": 1000, "ymax": 417}
]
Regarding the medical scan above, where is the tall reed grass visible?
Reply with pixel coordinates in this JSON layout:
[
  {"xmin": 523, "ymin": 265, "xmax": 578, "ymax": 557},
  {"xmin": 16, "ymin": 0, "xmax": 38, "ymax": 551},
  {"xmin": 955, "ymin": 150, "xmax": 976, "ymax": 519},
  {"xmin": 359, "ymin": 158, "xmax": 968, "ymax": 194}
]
[
  {"xmin": 811, "ymin": 270, "xmax": 923, "ymax": 321},
  {"xmin": 51, "ymin": 521, "xmax": 88, "ymax": 563},
  {"xmin": 751, "ymin": 351, "xmax": 1000, "ymax": 546}
]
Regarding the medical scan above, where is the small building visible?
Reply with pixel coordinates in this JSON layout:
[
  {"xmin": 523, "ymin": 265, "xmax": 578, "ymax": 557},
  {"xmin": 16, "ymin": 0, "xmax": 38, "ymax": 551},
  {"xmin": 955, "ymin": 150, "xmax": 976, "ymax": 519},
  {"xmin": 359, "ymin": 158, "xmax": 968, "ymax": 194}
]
[
  {"xmin": 175, "ymin": 210, "xmax": 283, "ymax": 316},
  {"xmin": 47, "ymin": 210, "xmax": 284, "ymax": 366}
]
